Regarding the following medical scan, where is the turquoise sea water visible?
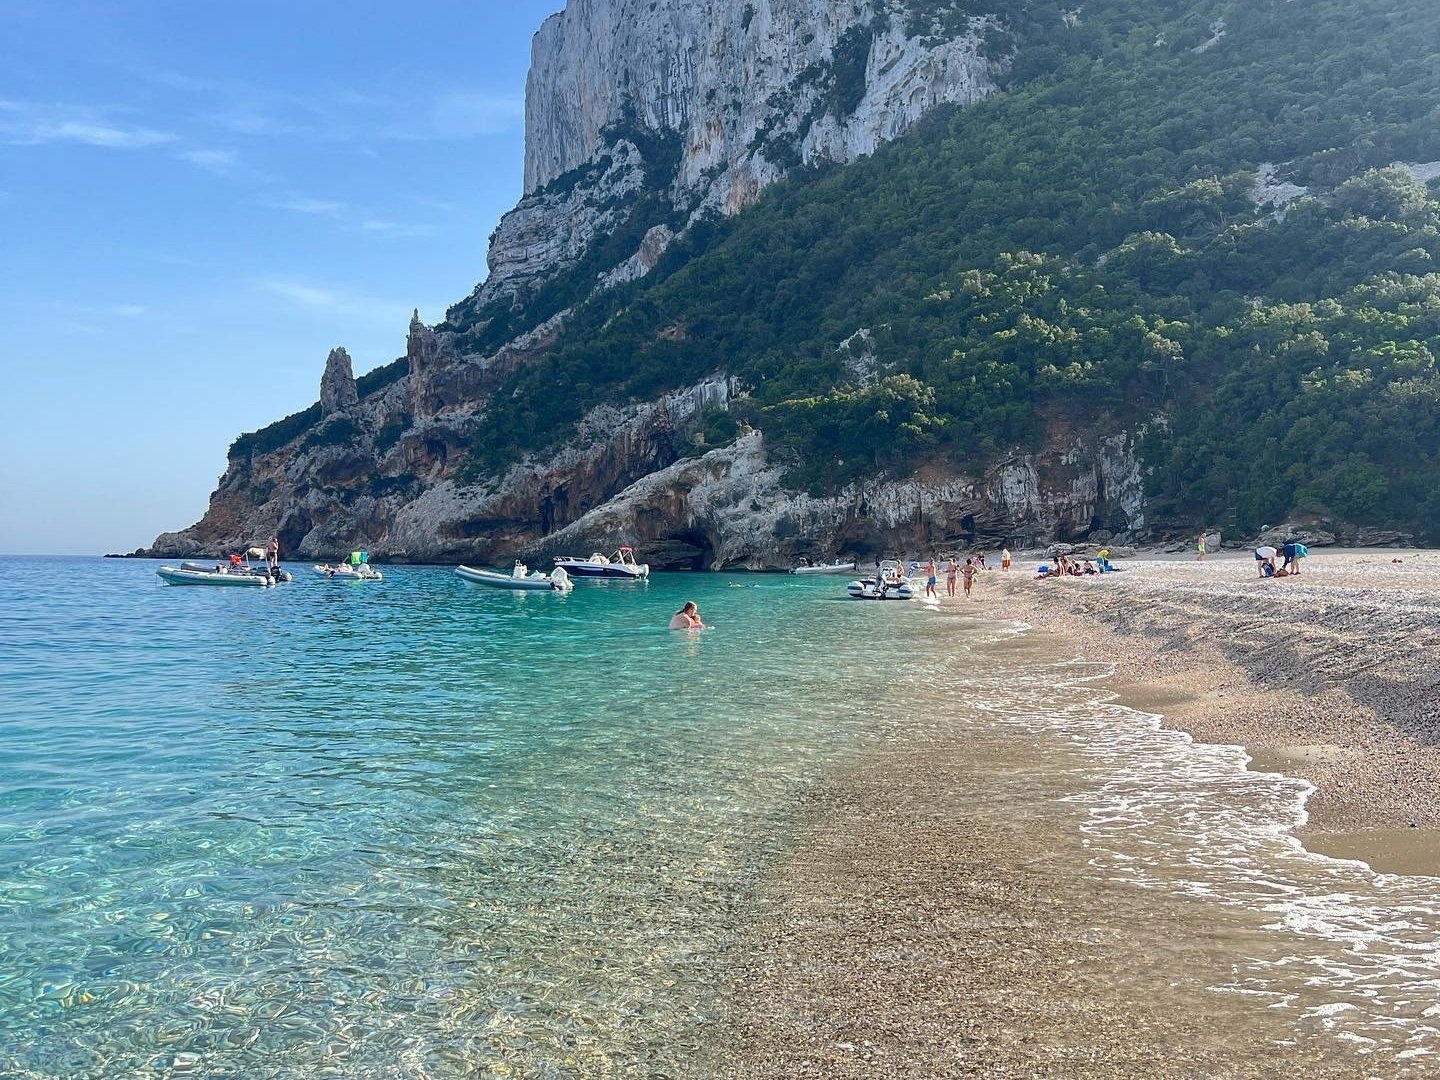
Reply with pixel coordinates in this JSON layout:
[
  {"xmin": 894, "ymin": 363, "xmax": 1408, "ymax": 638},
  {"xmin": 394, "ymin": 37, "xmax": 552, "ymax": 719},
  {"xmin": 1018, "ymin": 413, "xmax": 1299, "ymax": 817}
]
[
  {"xmin": 13, "ymin": 557, "xmax": 1440, "ymax": 1076},
  {"xmin": 0, "ymin": 557, "xmax": 928, "ymax": 1078}
]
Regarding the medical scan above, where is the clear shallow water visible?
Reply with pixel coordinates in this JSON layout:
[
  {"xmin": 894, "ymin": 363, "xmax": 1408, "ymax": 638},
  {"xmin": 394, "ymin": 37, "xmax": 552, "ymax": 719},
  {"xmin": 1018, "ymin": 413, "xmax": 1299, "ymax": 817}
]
[
  {"xmin": 7, "ymin": 558, "xmax": 1440, "ymax": 1076},
  {"xmin": 0, "ymin": 558, "xmax": 924, "ymax": 1079}
]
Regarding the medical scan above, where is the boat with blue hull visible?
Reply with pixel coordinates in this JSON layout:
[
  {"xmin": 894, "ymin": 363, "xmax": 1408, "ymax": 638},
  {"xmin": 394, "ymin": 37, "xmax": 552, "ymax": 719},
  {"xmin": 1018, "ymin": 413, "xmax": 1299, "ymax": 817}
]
[{"xmin": 554, "ymin": 547, "xmax": 650, "ymax": 580}]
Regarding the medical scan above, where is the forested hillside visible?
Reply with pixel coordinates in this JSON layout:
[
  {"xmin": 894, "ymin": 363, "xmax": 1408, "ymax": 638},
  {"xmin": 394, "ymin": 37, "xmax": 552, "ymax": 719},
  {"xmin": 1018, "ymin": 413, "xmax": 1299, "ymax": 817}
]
[{"xmin": 451, "ymin": 0, "xmax": 1440, "ymax": 540}]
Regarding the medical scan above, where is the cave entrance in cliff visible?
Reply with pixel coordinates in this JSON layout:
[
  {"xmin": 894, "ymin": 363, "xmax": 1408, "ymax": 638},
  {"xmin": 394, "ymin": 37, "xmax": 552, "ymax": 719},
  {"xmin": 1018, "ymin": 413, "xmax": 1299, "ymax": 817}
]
[
  {"xmin": 278, "ymin": 515, "xmax": 311, "ymax": 557},
  {"xmin": 663, "ymin": 529, "xmax": 715, "ymax": 571}
]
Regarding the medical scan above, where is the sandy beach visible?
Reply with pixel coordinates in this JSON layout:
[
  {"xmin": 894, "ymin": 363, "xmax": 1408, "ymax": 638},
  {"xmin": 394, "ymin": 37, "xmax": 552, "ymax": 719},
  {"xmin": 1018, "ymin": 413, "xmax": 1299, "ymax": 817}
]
[
  {"xmin": 976, "ymin": 548, "xmax": 1440, "ymax": 874},
  {"xmin": 721, "ymin": 548, "xmax": 1440, "ymax": 1077}
]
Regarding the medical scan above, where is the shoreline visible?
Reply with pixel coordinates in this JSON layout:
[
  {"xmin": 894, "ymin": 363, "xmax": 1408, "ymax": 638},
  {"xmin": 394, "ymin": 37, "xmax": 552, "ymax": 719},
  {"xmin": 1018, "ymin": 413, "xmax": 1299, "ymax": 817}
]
[
  {"xmin": 970, "ymin": 549, "xmax": 1440, "ymax": 876},
  {"xmin": 717, "ymin": 609, "xmax": 1366, "ymax": 1077}
]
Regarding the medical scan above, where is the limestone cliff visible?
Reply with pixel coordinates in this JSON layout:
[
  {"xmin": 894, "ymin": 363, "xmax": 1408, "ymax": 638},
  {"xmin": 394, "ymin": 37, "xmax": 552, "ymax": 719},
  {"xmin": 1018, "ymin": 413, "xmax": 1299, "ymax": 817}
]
[
  {"xmin": 147, "ymin": 0, "xmax": 1148, "ymax": 567},
  {"xmin": 447, "ymin": 0, "xmax": 1001, "ymax": 329}
]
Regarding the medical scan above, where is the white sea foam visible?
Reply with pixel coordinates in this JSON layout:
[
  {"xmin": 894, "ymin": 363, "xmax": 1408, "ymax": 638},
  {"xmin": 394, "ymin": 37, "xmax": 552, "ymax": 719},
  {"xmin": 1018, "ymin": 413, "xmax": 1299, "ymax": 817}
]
[{"xmin": 910, "ymin": 625, "xmax": 1440, "ymax": 1063}]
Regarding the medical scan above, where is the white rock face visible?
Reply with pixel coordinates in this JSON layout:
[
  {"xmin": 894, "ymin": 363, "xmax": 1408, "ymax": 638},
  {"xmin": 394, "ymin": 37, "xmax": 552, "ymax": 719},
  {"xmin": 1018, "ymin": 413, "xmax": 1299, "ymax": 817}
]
[
  {"xmin": 466, "ymin": 0, "xmax": 1001, "ymax": 305},
  {"xmin": 518, "ymin": 428, "xmax": 1147, "ymax": 569}
]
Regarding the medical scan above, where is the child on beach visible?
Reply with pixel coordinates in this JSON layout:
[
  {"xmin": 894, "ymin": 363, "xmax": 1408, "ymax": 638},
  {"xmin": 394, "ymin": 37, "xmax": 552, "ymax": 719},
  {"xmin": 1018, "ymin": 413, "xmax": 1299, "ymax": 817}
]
[{"xmin": 1197, "ymin": 533, "xmax": 1207, "ymax": 560}]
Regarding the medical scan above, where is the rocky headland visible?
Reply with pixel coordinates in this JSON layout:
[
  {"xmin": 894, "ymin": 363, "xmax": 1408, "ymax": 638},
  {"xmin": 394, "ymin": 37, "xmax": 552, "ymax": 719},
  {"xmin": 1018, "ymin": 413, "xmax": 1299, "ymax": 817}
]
[
  {"xmin": 143, "ymin": 0, "xmax": 1151, "ymax": 568},
  {"xmin": 145, "ymin": 0, "xmax": 1440, "ymax": 565}
]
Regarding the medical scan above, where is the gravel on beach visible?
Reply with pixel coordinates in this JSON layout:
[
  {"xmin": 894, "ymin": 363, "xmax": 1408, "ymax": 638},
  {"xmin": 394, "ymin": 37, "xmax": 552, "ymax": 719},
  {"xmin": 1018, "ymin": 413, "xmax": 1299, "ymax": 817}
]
[
  {"xmin": 975, "ymin": 549, "xmax": 1440, "ymax": 838},
  {"xmin": 718, "ymin": 549, "xmax": 1437, "ymax": 1078}
]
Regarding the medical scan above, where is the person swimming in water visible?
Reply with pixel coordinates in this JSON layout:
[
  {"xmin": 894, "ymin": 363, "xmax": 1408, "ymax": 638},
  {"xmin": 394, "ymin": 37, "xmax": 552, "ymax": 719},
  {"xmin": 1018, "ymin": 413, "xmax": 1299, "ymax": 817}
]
[{"xmin": 669, "ymin": 601, "xmax": 705, "ymax": 630}]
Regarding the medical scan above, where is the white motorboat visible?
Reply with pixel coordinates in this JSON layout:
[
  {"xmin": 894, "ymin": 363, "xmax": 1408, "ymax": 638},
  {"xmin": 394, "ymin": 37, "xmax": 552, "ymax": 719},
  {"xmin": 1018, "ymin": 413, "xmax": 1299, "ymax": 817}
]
[
  {"xmin": 554, "ymin": 547, "xmax": 650, "ymax": 579},
  {"xmin": 456, "ymin": 563, "xmax": 573, "ymax": 592},
  {"xmin": 312, "ymin": 563, "xmax": 383, "ymax": 581},
  {"xmin": 846, "ymin": 560, "xmax": 915, "ymax": 600},
  {"xmin": 790, "ymin": 560, "xmax": 857, "ymax": 575},
  {"xmin": 158, "ymin": 565, "xmax": 274, "ymax": 587}
]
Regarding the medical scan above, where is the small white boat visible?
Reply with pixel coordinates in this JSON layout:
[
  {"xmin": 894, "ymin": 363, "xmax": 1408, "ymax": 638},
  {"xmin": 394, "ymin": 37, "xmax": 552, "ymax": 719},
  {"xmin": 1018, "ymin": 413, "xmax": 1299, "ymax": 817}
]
[
  {"xmin": 846, "ymin": 560, "xmax": 915, "ymax": 600},
  {"xmin": 790, "ymin": 560, "xmax": 857, "ymax": 575},
  {"xmin": 456, "ymin": 563, "xmax": 573, "ymax": 592},
  {"xmin": 158, "ymin": 565, "xmax": 273, "ymax": 587},
  {"xmin": 554, "ymin": 547, "xmax": 650, "ymax": 580},
  {"xmin": 312, "ymin": 563, "xmax": 383, "ymax": 581}
]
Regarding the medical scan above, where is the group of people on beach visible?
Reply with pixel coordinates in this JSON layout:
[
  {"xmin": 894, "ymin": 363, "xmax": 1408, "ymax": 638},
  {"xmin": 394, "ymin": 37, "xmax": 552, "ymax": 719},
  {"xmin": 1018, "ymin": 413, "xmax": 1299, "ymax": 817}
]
[
  {"xmin": 1201, "ymin": 532, "xmax": 1310, "ymax": 578},
  {"xmin": 919, "ymin": 556, "xmax": 986, "ymax": 598},
  {"xmin": 1254, "ymin": 541, "xmax": 1308, "ymax": 577}
]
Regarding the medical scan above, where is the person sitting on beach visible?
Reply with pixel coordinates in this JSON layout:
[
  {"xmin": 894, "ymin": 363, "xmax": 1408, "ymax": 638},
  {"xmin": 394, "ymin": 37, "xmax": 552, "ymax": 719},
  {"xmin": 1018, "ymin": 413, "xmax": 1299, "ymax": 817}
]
[
  {"xmin": 669, "ymin": 601, "xmax": 705, "ymax": 630},
  {"xmin": 1082, "ymin": 559, "xmax": 1098, "ymax": 575}
]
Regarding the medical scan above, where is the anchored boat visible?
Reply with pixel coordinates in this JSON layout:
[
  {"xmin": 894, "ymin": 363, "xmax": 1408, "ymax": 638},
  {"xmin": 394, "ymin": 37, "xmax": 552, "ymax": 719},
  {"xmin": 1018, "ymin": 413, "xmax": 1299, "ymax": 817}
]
[
  {"xmin": 313, "ymin": 563, "xmax": 383, "ymax": 581},
  {"xmin": 456, "ymin": 563, "xmax": 573, "ymax": 592},
  {"xmin": 159, "ymin": 545, "xmax": 291, "ymax": 587},
  {"xmin": 158, "ymin": 565, "xmax": 274, "ymax": 587},
  {"xmin": 846, "ymin": 560, "xmax": 916, "ymax": 600},
  {"xmin": 554, "ymin": 547, "xmax": 650, "ymax": 580},
  {"xmin": 790, "ymin": 560, "xmax": 858, "ymax": 575}
]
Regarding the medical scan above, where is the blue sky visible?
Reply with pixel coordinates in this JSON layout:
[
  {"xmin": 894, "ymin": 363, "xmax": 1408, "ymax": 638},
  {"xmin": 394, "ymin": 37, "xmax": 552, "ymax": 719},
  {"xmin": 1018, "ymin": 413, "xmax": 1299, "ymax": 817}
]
[{"xmin": 0, "ymin": 1, "xmax": 564, "ymax": 554}]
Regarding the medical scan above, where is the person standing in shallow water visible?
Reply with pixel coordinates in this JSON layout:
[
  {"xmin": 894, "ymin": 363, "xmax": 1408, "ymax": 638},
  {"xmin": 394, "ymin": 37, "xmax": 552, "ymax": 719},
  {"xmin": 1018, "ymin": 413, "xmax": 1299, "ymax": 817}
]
[
  {"xmin": 669, "ymin": 602, "xmax": 705, "ymax": 630},
  {"xmin": 924, "ymin": 558, "xmax": 938, "ymax": 599},
  {"xmin": 946, "ymin": 557, "xmax": 959, "ymax": 597},
  {"xmin": 962, "ymin": 558, "xmax": 978, "ymax": 597}
]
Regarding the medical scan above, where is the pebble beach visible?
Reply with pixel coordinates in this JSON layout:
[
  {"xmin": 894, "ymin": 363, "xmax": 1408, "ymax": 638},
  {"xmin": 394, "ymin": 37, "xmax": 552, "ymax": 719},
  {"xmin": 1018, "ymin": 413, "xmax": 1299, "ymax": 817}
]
[
  {"xmin": 979, "ymin": 548, "xmax": 1440, "ymax": 870},
  {"xmin": 721, "ymin": 547, "xmax": 1440, "ymax": 1077}
]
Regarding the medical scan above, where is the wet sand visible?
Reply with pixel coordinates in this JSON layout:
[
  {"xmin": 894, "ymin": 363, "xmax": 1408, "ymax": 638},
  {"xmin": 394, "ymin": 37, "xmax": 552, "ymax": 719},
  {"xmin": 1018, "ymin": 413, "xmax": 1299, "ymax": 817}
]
[
  {"xmin": 720, "ymin": 550, "xmax": 1440, "ymax": 1076},
  {"xmin": 972, "ymin": 549, "xmax": 1440, "ymax": 876},
  {"xmin": 718, "ymin": 638, "xmax": 1357, "ymax": 1078}
]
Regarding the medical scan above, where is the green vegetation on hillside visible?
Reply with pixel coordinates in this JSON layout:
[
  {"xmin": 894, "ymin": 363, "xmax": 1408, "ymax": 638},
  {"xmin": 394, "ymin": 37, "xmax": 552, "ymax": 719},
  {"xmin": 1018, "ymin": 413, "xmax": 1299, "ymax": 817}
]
[{"xmin": 451, "ymin": 0, "xmax": 1440, "ymax": 538}]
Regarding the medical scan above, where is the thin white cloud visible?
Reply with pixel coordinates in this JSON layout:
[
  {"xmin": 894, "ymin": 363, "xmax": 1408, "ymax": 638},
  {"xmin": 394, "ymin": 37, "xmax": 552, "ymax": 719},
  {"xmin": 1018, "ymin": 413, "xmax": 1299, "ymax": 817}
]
[
  {"xmin": 426, "ymin": 91, "xmax": 524, "ymax": 139},
  {"xmin": 259, "ymin": 195, "xmax": 436, "ymax": 239},
  {"xmin": 262, "ymin": 194, "xmax": 348, "ymax": 217},
  {"xmin": 0, "ymin": 100, "xmax": 176, "ymax": 148},
  {"xmin": 175, "ymin": 148, "xmax": 237, "ymax": 173},
  {"xmin": 130, "ymin": 66, "xmax": 525, "ymax": 143},
  {"xmin": 258, "ymin": 280, "xmax": 340, "ymax": 309},
  {"xmin": 361, "ymin": 219, "xmax": 437, "ymax": 238},
  {"xmin": 255, "ymin": 279, "xmax": 412, "ymax": 324}
]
